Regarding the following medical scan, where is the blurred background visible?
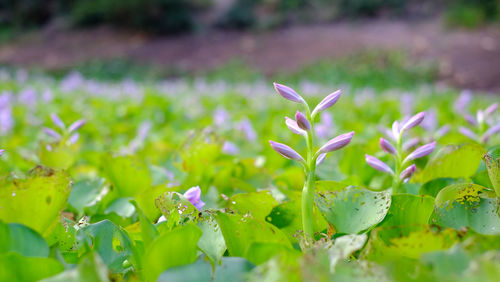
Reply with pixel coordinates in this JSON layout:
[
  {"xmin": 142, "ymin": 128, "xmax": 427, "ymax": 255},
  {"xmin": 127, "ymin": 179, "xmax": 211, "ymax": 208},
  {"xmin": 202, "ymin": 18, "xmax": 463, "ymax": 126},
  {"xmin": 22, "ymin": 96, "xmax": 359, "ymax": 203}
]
[{"xmin": 0, "ymin": 0, "xmax": 499, "ymax": 92}]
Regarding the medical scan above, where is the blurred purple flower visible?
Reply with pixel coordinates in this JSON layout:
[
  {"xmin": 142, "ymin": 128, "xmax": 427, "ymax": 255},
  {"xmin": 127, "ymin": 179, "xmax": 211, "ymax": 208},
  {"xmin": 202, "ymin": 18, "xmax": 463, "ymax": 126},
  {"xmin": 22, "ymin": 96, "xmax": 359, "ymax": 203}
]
[
  {"xmin": 403, "ymin": 141, "xmax": 436, "ymax": 164},
  {"xmin": 311, "ymin": 90, "xmax": 341, "ymax": 117},
  {"xmin": 213, "ymin": 107, "xmax": 229, "ymax": 127},
  {"xmin": 0, "ymin": 92, "xmax": 13, "ymax": 134},
  {"xmin": 317, "ymin": 131, "xmax": 354, "ymax": 154},
  {"xmin": 69, "ymin": 133, "xmax": 80, "ymax": 144},
  {"xmin": 43, "ymin": 127, "xmax": 62, "ymax": 140},
  {"xmin": 482, "ymin": 124, "xmax": 500, "ymax": 143},
  {"xmin": 464, "ymin": 114, "xmax": 477, "ymax": 126},
  {"xmin": 392, "ymin": 121, "xmax": 400, "ymax": 139},
  {"xmin": 454, "ymin": 90, "xmax": 472, "ymax": 113},
  {"xmin": 236, "ymin": 119, "xmax": 257, "ymax": 141},
  {"xmin": 295, "ymin": 111, "xmax": 311, "ymax": 131},
  {"xmin": 222, "ymin": 141, "xmax": 239, "ymax": 155},
  {"xmin": 315, "ymin": 112, "xmax": 333, "ymax": 139},
  {"xmin": 435, "ymin": 125, "xmax": 450, "ymax": 139},
  {"xmin": 459, "ymin": 127, "xmax": 478, "ymax": 140},
  {"xmin": 400, "ymin": 93, "xmax": 414, "ymax": 117},
  {"xmin": 273, "ymin": 83, "xmax": 306, "ymax": 104},
  {"xmin": 365, "ymin": 155, "xmax": 394, "ymax": 175},
  {"xmin": 68, "ymin": 119, "xmax": 86, "ymax": 133},
  {"xmin": 183, "ymin": 186, "xmax": 205, "ymax": 211},
  {"xmin": 269, "ymin": 141, "xmax": 305, "ymax": 163},
  {"xmin": 402, "ymin": 137, "xmax": 420, "ymax": 152},
  {"xmin": 51, "ymin": 113, "xmax": 66, "ymax": 129},
  {"xmin": 484, "ymin": 103, "xmax": 498, "ymax": 116}
]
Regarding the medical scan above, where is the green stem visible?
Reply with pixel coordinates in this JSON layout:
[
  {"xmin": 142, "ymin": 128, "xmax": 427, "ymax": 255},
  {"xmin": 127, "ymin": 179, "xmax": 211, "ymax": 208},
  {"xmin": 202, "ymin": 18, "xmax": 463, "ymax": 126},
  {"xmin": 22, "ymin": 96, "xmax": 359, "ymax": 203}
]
[
  {"xmin": 392, "ymin": 132, "xmax": 403, "ymax": 194},
  {"xmin": 301, "ymin": 106, "xmax": 317, "ymax": 240}
]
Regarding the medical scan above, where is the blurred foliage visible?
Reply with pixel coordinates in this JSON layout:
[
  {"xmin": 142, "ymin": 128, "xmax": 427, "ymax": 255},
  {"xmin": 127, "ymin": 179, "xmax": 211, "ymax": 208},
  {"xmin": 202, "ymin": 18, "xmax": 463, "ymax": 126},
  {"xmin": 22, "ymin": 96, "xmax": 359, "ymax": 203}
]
[{"xmin": 1, "ymin": 0, "xmax": 498, "ymax": 34}]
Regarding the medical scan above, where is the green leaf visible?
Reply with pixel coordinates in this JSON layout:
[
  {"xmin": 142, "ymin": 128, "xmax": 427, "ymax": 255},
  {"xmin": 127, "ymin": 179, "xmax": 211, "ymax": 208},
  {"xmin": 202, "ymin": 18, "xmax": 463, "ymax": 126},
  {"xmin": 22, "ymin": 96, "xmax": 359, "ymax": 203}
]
[
  {"xmin": 215, "ymin": 212, "xmax": 291, "ymax": 258},
  {"xmin": 197, "ymin": 217, "xmax": 226, "ymax": 265},
  {"xmin": 67, "ymin": 178, "xmax": 106, "ymax": 214},
  {"xmin": 78, "ymin": 220, "xmax": 138, "ymax": 273},
  {"xmin": 315, "ymin": 187, "xmax": 391, "ymax": 234},
  {"xmin": 227, "ymin": 191, "xmax": 278, "ymax": 221},
  {"xmin": 102, "ymin": 155, "xmax": 152, "ymax": 197},
  {"xmin": 0, "ymin": 167, "xmax": 71, "ymax": 236},
  {"xmin": 130, "ymin": 200, "xmax": 158, "ymax": 249},
  {"xmin": 484, "ymin": 154, "xmax": 500, "ymax": 197},
  {"xmin": 380, "ymin": 194, "xmax": 434, "ymax": 229},
  {"xmin": 155, "ymin": 192, "xmax": 199, "ymax": 230},
  {"xmin": 0, "ymin": 252, "xmax": 64, "ymax": 281},
  {"xmin": 0, "ymin": 222, "xmax": 49, "ymax": 257},
  {"xmin": 246, "ymin": 242, "xmax": 301, "ymax": 265},
  {"xmin": 143, "ymin": 223, "xmax": 202, "ymax": 281},
  {"xmin": 41, "ymin": 252, "xmax": 110, "ymax": 282},
  {"xmin": 362, "ymin": 226, "xmax": 461, "ymax": 262},
  {"xmin": 416, "ymin": 143, "xmax": 486, "ymax": 183},
  {"xmin": 419, "ymin": 178, "xmax": 459, "ymax": 197},
  {"xmin": 158, "ymin": 257, "xmax": 255, "ymax": 282},
  {"xmin": 434, "ymin": 183, "xmax": 493, "ymax": 207}
]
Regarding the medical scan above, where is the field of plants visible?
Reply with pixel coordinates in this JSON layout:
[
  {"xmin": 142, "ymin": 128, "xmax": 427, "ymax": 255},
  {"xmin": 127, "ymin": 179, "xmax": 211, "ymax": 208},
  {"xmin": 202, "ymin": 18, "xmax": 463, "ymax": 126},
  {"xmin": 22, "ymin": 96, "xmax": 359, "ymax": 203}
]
[{"xmin": 0, "ymin": 64, "xmax": 499, "ymax": 281}]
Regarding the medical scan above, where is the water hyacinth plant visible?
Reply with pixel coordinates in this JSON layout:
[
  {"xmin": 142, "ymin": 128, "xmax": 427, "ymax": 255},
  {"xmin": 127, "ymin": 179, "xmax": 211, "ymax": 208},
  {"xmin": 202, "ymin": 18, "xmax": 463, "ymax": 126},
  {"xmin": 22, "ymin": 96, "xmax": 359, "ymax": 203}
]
[
  {"xmin": 458, "ymin": 103, "xmax": 500, "ymax": 144},
  {"xmin": 44, "ymin": 113, "xmax": 86, "ymax": 146},
  {"xmin": 366, "ymin": 112, "xmax": 436, "ymax": 193},
  {"xmin": 269, "ymin": 83, "xmax": 354, "ymax": 239},
  {"xmin": 158, "ymin": 186, "xmax": 205, "ymax": 222}
]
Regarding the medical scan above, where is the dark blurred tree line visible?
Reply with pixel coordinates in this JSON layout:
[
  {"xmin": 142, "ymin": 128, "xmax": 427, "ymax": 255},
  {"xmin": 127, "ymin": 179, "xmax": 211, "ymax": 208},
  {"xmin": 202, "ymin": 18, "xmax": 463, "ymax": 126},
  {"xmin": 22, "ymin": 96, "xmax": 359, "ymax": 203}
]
[{"xmin": 0, "ymin": 0, "xmax": 498, "ymax": 34}]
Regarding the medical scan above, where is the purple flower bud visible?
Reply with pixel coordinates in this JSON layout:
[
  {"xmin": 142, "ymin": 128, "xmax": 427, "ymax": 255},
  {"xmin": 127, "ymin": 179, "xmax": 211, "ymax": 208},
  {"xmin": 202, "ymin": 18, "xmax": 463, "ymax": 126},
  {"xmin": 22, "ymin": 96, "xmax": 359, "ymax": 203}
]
[
  {"xmin": 69, "ymin": 133, "xmax": 80, "ymax": 144},
  {"xmin": 0, "ymin": 149, "xmax": 4, "ymax": 156},
  {"xmin": 379, "ymin": 138, "xmax": 396, "ymax": 155},
  {"xmin": 183, "ymin": 186, "xmax": 205, "ymax": 211},
  {"xmin": 316, "ymin": 153, "xmax": 327, "ymax": 166},
  {"xmin": 285, "ymin": 117, "xmax": 306, "ymax": 135},
  {"xmin": 484, "ymin": 103, "xmax": 498, "ymax": 116},
  {"xmin": 295, "ymin": 111, "xmax": 311, "ymax": 131},
  {"xmin": 365, "ymin": 155, "xmax": 394, "ymax": 175},
  {"xmin": 459, "ymin": 127, "xmax": 478, "ymax": 140},
  {"xmin": 464, "ymin": 114, "xmax": 477, "ymax": 126},
  {"xmin": 222, "ymin": 141, "xmax": 239, "ymax": 155},
  {"xmin": 273, "ymin": 83, "xmax": 305, "ymax": 104},
  {"xmin": 402, "ymin": 137, "xmax": 420, "ymax": 152},
  {"xmin": 43, "ymin": 127, "xmax": 62, "ymax": 140},
  {"xmin": 50, "ymin": 113, "xmax": 65, "ymax": 129},
  {"xmin": 403, "ymin": 141, "xmax": 436, "ymax": 164},
  {"xmin": 482, "ymin": 124, "xmax": 500, "ymax": 143},
  {"xmin": 454, "ymin": 90, "xmax": 472, "ymax": 113},
  {"xmin": 269, "ymin": 141, "xmax": 305, "ymax": 163},
  {"xmin": 68, "ymin": 119, "xmax": 86, "ymax": 133},
  {"xmin": 401, "ymin": 112, "xmax": 426, "ymax": 131},
  {"xmin": 400, "ymin": 164, "xmax": 416, "ymax": 180},
  {"xmin": 477, "ymin": 111, "xmax": 485, "ymax": 124},
  {"xmin": 392, "ymin": 121, "xmax": 400, "ymax": 139},
  {"xmin": 435, "ymin": 125, "xmax": 450, "ymax": 139},
  {"xmin": 317, "ymin": 131, "xmax": 354, "ymax": 154},
  {"xmin": 311, "ymin": 90, "xmax": 341, "ymax": 117}
]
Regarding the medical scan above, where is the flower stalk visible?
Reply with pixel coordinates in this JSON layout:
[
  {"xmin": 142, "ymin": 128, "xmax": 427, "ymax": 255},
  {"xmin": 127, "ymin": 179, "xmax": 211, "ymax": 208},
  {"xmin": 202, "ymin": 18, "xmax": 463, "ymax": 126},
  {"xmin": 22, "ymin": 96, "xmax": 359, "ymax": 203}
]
[{"xmin": 270, "ymin": 83, "xmax": 354, "ymax": 240}]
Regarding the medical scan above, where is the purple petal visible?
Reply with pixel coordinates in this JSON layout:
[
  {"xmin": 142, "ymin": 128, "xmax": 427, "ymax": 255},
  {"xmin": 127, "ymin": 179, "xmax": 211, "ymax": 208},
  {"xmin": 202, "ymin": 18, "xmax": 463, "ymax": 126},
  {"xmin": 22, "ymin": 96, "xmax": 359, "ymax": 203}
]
[
  {"xmin": 403, "ymin": 141, "xmax": 436, "ymax": 163},
  {"xmin": 464, "ymin": 114, "xmax": 477, "ymax": 126},
  {"xmin": 43, "ymin": 127, "xmax": 62, "ymax": 140},
  {"xmin": 401, "ymin": 112, "xmax": 426, "ymax": 131},
  {"xmin": 317, "ymin": 131, "xmax": 354, "ymax": 154},
  {"xmin": 435, "ymin": 125, "xmax": 450, "ymax": 139},
  {"xmin": 402, "ymin": 137, "xmax": 420, "ymax": 152},
  {"xmin": 481, "ymin": 124, "xmax": 500, "ymax": 143},
  {"xmin": 459, "ymin": 127, "xmax": 478, "ymax": 140},
  {"xmin": 50, "ymin": 113, "xmax": 65, "ymax": 129},
  {"xmin": 273, "ymin": 83, "xmax": 305, "ymax": 104},
  {"xmin": 183, "ymin": 186, "xmax": 205, "ymax": 211},
  {"xmin": 379, "ymin": 138, "xmax": 396, "ymax": 155},
  {"xmin": 316, "ymin": 153, "xmax": 327, "ymax": 166},
  {"xmin": 365, "ymin": 154, "xmax": 394, "ymax": 175},
  {"xmin": 311, "ymin": 90, "xmax": 341, "ymax": 117},
  {"xmin": 68, "ymin": 119, "xmax": 86, "ymax": 133},
  {"xmin": 400, "ymin": 164, "xmax": 416, "ymax": 180},
  {"xmin": 285, "ymin": 117, "xmax": 306, "ymax": 135},
  {"xmin": 69, "ymin": 133, "xmax": 80, "ymax": 144},
  {"xmin": 295, "ymin": 111, "xmax": 311, "ymax": 131},
  {"xmin": 222, "ymin": 141, "xmax": 239, "ymax": 155},
  {"xmin": 454, "ymin": 90, "xmax": 472, "ymax": 113},
  {"xmin": 484, "ymin": 103, "xmax": 498, "ymax": 116},
  {"xmin": 392, "ymin": 121, "xmax": 400, "ymax": 139},
  {"xmin": 269, "ymin": 141, "xmax": 305, "ymax": 163},
  {"xmin": 0, "ymin": 149, "xmax": 4, "ymax": 156}
]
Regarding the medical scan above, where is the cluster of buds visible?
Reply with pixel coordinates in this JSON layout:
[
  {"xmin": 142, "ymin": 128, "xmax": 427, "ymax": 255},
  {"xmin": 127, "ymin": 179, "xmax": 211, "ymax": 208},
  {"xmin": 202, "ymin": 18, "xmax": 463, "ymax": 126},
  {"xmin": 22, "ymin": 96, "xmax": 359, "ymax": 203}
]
[
  {"xmin": 366, "ymin": 112, "xmax": 436, "ymax": 192},
  {"xmin": 269, "ymin": 83, "xmax": 354, "ymax": 239},
  {"xmin": 43, "ymin": 113, "xmax": 86, "ymax": 147},
  {"xmin": 269, "ymin": 84, "xmax": 354, "ymax": 167},
  {"xmin": 459, "ymin": 103, "xmax": 499, "ymax": 144}
]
